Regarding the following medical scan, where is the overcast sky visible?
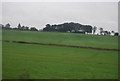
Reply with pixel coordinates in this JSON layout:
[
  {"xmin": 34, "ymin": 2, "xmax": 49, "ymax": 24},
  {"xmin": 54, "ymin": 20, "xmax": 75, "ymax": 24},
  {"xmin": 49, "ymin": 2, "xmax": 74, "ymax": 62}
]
[{"xmin": 2, "ymin": 2, "xmax": 118, "ymax": 32}]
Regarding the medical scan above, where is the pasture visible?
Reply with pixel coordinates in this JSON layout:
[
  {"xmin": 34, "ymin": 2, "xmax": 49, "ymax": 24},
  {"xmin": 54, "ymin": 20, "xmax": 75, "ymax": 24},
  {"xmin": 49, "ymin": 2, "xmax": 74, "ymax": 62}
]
[{"xmin": 2, "ymin": 30, "xmax": 118, "ymax": 79}]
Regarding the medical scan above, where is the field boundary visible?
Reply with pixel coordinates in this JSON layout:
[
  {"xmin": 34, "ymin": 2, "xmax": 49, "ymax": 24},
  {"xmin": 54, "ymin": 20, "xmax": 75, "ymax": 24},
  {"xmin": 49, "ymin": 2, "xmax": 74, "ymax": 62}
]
[{"xmin": 2, "ymin": 40, "xmax": 120, "ymax": 51}]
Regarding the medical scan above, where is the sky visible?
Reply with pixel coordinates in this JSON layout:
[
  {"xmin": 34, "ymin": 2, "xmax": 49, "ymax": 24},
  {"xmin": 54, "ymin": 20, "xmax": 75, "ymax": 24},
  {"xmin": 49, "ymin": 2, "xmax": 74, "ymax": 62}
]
[{"xmin": 2, "ymin": 1, "xmax": 118, "ymax": 33}]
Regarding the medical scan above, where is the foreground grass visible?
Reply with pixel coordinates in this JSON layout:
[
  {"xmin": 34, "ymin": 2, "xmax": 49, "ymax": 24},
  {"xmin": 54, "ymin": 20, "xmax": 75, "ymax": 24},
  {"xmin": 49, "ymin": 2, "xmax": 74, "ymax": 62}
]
[
  {"xmin": 3, "ymin": 42, "xmax": 118, "ymax": 79},
  {"xmin": 3, "ymin": 30, "xmax": 118, "ymax": 49}
]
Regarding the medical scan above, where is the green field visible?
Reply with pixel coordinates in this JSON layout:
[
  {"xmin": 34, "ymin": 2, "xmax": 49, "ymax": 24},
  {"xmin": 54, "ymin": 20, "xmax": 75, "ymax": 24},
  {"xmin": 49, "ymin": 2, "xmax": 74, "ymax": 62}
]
[
  {"xmin": 3, "ymin": 30, "xmax": 118, "ymax": 49},
  {"xmin": 2, "ymin": 30, "xmax": 118, "ymax": 79}
]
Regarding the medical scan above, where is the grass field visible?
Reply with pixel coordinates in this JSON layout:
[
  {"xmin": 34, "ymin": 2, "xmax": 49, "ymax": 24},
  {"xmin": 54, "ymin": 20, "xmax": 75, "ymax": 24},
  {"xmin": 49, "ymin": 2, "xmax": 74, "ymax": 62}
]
[
  {"xmin": 2, "ymin": 30, "xmax": 118, "ymax": 79},
  {"xmin": 3, "ymin": 30, "xmax": 118, "ymax": 49}
]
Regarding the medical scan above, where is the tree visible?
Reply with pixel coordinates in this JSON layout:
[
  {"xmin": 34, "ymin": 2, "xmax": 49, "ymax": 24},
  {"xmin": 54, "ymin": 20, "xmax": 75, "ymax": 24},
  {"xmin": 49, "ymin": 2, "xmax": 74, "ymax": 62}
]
[
  {"xmin": 104, "ymin": 31, "xmax": 109, "ymax": 35},
  {"xmin": 30, "ymin": 27, "xmax": 38, "ymax": 31},
  {"xmin": 82, "ymin": 25, "xmax": 92, "ymax": 33},
  {"xmin": 108, "ymin": 31, "xmax": 111, "ymax": 35},
  {"xmin": 18, "ymin": 23, "xmax": 21, "ymax": 29},
  {"xmin": 99, "ymin": 28, "xmax": 103, "ymax": 35},
  {"xmin": 111, "ymin": 31, "xmax": 115, "ymax": 34},
  {"xmin": 46, "ymin": 24, "xmax": 51, "ymax": 28},
  {"xmin": 114, "ymin": 32, "xmax": 119, "ymax": 36},
  {"xmin": 25, "ymin": 26, "xmax": 29, "ymax": 30},
  {"xmin": 43, "ymin": 24, "xmax": 51, "ymax": 31},
  {"xmin": 111, "ymin": 31, "xmax": 115, "ymax": 36},
  {"xmin": 21, "ymin": 26, "xmax": 25, "ymax": 30},
  {"xmin": 111, "ymin": 31, "xmax": 115, "ymax": 33},
  {"xmin": 92, "ymin": 26, "xmax": 97, "ymax": 34}
]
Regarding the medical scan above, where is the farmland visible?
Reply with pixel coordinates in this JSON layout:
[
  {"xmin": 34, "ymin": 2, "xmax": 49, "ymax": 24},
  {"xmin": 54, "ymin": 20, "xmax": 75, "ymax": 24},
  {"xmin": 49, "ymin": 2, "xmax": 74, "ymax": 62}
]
[{"xmin": 2, "ymin": 30, "xmax": 118, "ymax": 79}]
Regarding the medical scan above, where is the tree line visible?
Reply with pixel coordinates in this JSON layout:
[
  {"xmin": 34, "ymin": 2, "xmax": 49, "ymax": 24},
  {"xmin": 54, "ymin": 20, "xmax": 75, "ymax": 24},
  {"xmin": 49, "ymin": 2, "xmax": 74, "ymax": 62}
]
[
  {"xmin": 43, "ymin": 22, "xmax": 119, "ymax": 36},
  {"xmin": 0, "ymin": 22, "xmax": 119, "ymax": 36},
  {"xmin": 1, "ymin": 23, "xmax": 38, "ymax": 31}
]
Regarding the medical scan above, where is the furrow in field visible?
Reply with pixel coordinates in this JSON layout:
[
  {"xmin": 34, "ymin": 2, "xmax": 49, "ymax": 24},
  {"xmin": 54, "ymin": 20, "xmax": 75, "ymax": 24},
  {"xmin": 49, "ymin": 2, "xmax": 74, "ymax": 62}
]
[{"xmin": 2, "ymin": 40, "xmax": 120, "ymax": 52}]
